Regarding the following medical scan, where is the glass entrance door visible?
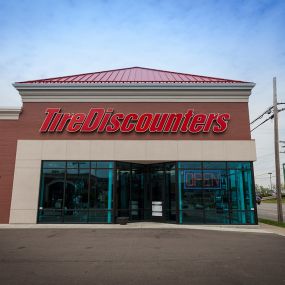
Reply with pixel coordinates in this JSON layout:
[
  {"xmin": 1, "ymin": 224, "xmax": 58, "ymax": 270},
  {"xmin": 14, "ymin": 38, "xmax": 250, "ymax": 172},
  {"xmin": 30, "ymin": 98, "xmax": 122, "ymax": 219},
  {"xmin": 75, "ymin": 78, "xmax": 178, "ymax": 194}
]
[
  {"xmin": 116, "ymin": 162, "xmax": 145, "ymax": 220},
  {"xmin": 116, "ymin": 162, "xmax": 176, "ymax": 223},
  {"xmin": 149, "ymin": 164, "xmax": 165, "ymax": 221},
  {"xmin": 148, "ymin": 163, "xmax": 176, "ymax": 222}
]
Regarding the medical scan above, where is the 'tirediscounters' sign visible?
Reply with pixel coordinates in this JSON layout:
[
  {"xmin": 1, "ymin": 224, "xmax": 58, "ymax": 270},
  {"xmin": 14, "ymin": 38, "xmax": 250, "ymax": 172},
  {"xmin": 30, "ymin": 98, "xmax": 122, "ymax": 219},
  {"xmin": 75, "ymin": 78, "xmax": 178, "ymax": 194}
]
[{"xmin": 40, "ymin": 108, "xmax": 230, "ymax": 134}]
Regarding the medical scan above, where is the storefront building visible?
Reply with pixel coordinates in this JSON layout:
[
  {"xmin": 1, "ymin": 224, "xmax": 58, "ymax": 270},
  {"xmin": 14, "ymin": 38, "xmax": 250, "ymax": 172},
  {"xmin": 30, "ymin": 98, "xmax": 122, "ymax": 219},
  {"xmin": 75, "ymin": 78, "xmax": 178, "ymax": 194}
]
[{"xmin": 0, "ymin": 67, "xmax": 257, "ymax": 224}]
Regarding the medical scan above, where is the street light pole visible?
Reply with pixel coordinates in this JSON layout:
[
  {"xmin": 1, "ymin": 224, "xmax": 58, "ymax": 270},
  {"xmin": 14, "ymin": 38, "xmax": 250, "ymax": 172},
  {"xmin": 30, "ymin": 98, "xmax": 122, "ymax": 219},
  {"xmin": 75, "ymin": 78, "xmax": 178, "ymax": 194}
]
[{"xmin": 273, "ymin": 77, "xmax": 283, "ymax": 222}]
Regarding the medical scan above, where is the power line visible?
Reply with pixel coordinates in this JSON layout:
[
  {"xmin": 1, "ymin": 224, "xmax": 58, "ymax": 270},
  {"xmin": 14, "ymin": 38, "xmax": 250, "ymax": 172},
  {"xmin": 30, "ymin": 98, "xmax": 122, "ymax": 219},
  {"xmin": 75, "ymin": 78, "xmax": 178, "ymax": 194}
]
[
  {"xmin": 251, "ymin": 114, "xmax": 274, "ymax": 132},
  {"xmin": 255, "ymin": 176, "xmax": 274, "ymax": 179},
  {"xmin": 251, "ymin": 108, "xmax": 285, "ymax": 132},
  {"xmin": 255, "ymin": 172, "xmax": 273, "ymax": 177},
  {"xmin": 250, "ymin": 103, "xmax": 285, "ymax": 125}
]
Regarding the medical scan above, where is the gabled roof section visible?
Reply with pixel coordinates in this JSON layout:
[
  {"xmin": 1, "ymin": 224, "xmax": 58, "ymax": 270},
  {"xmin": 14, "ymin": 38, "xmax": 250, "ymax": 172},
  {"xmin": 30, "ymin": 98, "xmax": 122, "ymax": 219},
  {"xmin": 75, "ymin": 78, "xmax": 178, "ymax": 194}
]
[{"xmin": 16, "ymin": 66, "xmax": 250, "ymax": 84}]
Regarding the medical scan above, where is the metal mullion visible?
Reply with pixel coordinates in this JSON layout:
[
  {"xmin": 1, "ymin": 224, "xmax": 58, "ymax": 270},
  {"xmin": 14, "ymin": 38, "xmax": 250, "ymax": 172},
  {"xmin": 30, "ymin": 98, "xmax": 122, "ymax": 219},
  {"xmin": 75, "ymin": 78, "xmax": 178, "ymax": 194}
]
[
  {"xmin": 175, "ymin": 162, "xmax": 179, "ymax": 224},
  {"xmin": 37, "ymin": 161, "xmax": 44, "ymax": 223},
  {"xmin": 241, "ymin": 167, "xmax": 248, "ymax": 223},
  {"xmin": 141, "ymin": 165, "xmax": 145, "ymax": 221},
  {"xmin": 150, "ymin": 166, "xmax": 153, "ymax": 221},
  {"xmin": 112, "ymin": 161, "xmax": 117, "ymax": 224},
  {"xmin": 163, "ymin": 163, "xmax": 166, "ymax": 221},
  {"xmin": 251, "ymin": 162, "xmax": 258, "ymax": 224},
  {"xmin": 62, "ymin": 161, "xmax": 67, "ymax": 223},
  {"xmin": 129, "ymin": 163, "xmax": 132, "ymax": 221},
  {"xmin": 202, "ymin": 162, "xmax": 206, "ymax": 224},
  {"xmin": 227, "ymin": 162, "xmax": 233, "ymax": 224},
  {"xmin": 143, "ymin": 165, "xmax": 147, "ymax": 220},
  {"xmin": 225, "ymin": 162, "xmax": 230, "ymax": 224},
  {"xmin": 87, "ymin": 161, "xmax": 91, "ymax": 223}
]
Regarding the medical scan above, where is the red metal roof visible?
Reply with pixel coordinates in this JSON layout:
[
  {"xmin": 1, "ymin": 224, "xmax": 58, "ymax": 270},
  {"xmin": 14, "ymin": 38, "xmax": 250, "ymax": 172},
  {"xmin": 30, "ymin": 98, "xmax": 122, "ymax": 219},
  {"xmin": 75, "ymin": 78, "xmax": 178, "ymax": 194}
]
[{"xmin": 17, "ymin": 67, "xmax": 248, "ymax": 84}]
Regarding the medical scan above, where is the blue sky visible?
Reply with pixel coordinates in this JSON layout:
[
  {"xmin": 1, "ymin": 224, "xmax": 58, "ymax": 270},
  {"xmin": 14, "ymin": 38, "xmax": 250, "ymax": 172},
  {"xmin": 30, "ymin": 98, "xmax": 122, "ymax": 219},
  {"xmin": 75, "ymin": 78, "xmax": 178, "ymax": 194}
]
[{"xmin": 0, "ymin": 0, "xmax": 284, "ymax": 185}]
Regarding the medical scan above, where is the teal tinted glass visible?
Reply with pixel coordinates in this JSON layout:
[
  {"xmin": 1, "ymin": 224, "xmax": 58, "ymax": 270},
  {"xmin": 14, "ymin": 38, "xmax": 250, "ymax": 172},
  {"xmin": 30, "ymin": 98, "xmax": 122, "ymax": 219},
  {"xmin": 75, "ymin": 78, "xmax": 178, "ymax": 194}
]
[
  {"xmin": 67, "ymin": 168, "xmax": 78, "ymax": 175},
  {"xmin": 42, "ymin": 161, "xmax": 66, "ymax": 168},
  {"xmin": 39, "ymin": 160, "xmax": 256, "ymax": 225},
  {"xmin": 227, "ymin": 162, "xmax": 251, "ymax": 170},
  {"xmin": 42, "ymin": 168, "xmax": 65, "ymax": 175},
  {"xmin": 79, "ymin": 162, "xmax": 90, "ymax": 168},
  {"xmin": 39, "ymin": 160, "xmax": 115, "ymax": 224},
  {"xmin": 97, "ymin": 161, "xmax": 114, "ymax": 168},
  {"xmin": 91, "ymin": 161, "xmax": 114, "ymax": 168},
  {"xmin": 67, "ymin": 161, "xmax": 79, "ymax": 168},
  {"xmin": 178, "ymin": 162, "xmax": 202, "ymax": 169},
  {"xmin": 165, "ymin": 162, "xmax": 176, "ymax": 171},
  {"xmin": 203, "ymin": 162, "xmax": 226, "ymax": 169}
]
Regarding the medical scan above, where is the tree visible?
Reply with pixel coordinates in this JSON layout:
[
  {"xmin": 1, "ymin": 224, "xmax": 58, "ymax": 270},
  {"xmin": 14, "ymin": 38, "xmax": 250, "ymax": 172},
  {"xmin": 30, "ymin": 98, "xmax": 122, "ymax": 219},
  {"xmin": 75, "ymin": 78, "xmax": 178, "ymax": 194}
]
[{"xmin": 255, "ymin": 184, "xmax": 274, "ymax": 197}]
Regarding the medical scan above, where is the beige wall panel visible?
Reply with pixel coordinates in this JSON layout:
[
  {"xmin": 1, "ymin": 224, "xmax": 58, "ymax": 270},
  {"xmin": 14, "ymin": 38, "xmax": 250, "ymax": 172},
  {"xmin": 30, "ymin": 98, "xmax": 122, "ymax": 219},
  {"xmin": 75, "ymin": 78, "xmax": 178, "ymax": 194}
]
[
  {"xmin": 202, "ymin": 141, "xmax": 226, "ymax": 161},
  {"xmin": 225, "ymin": 140, "xmax": 256, "ymax": 161},
  {"xmin": 42, "ymin": 140, "xmax": 67, "ymax": 160},
  {"xmin": 10, "ymin": 165, "xmax": 41, "ymax": 210},
  {"xmin": 16, "ymin": 140, "xmax": 42, "ymax": 160},
  {"xmin": 90, "ymin": 141, "xmax": 115, "ymax": 160},
  {"xmin": 15, "ymin": 158, "xmax": 41, "ymax": 169},
  {"xmin": 114, "ymin": 141, "xmax": 147, "ymax": 160},
  {"xmin": 146, "ymin": 141, "xmax": 178, "ymax": 160},
  {"xmin": 177, "ymin": 141, "xmax": 203, "ymax": 160},
  {"xmin": 9, "ymin": 210, "xmax": 37, "ymax": 224},
  {"xmin": 66, "ymin": 141, "xmax": 91, "ymax": 160}
]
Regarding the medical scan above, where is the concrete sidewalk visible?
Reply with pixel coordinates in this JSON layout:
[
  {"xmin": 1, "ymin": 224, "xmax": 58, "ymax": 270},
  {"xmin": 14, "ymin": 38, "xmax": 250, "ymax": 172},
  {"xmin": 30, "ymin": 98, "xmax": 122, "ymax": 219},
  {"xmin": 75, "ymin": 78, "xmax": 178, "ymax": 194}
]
[
  {"xmin": 259, "ymin": 222, "xmax": 285, "ymax": 237},
  {"xmin": 1, "ymin": 222, "xmax": 284, "ymax": 236}
]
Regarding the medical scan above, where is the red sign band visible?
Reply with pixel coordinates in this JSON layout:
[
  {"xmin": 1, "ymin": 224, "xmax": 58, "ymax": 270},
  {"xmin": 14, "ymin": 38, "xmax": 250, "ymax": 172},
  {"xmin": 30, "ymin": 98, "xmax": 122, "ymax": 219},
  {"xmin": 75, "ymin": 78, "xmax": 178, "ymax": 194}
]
[{"xmin": 40, "ymin": 108, "xmax": 230, "ymax": 134}]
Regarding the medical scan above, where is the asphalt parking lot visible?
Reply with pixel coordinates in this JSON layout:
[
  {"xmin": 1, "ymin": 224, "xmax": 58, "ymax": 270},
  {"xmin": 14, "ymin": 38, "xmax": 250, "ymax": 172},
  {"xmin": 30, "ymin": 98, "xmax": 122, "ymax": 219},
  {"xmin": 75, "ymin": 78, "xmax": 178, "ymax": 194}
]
[{"xmin": 0, "ymin": 229, "xmax": 284, "ymax": 285}]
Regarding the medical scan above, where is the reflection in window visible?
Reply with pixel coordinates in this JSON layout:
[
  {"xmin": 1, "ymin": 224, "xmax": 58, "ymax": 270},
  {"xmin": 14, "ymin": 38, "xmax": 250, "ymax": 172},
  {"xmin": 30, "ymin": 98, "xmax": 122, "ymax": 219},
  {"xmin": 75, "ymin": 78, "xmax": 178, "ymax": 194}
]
[
  {"xmin": 39, "ymin": 160, "xmax": 256, "ymax": 225},
  {"xmin": 38, "ymin": 161, "xmax": 114, "ymax": 224},
  {"xmin": 178, "ymin": 162, "xmax": 255, "ymax": 224}
]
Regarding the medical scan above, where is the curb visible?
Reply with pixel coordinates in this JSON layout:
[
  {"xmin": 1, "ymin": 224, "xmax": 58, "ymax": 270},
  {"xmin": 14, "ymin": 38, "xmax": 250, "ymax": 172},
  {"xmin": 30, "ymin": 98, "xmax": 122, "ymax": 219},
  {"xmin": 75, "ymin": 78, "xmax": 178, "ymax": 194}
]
[{"xmin": 0, "ymin": 222, "xmax": 275, "ymax": 235}]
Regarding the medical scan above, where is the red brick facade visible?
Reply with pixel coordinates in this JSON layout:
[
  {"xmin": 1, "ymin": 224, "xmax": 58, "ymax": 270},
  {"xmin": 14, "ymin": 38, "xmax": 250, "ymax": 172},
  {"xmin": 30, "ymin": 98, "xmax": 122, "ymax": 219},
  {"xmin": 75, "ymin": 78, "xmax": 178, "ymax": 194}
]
[{"xmin": 0, "ymin": 102, "xmax": 251, "ymax": 223}]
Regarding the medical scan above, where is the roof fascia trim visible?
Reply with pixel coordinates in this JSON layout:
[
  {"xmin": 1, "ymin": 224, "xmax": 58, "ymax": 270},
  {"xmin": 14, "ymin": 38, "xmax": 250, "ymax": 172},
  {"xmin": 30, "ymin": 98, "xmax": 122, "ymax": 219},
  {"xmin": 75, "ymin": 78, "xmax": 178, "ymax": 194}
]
[
  {"xmin": 13, "ymin": 82, "xmax": 256, "ymax": 91},
  {"xmin": 0, "ymin": 107, "xmax": 22, "ymax": 120}
]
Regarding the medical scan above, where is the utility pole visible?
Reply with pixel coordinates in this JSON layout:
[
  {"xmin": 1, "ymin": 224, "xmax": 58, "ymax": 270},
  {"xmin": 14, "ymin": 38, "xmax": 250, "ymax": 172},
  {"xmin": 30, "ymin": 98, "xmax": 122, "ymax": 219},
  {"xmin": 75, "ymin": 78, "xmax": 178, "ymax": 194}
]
[
  {"xmin": 283, "ymin": 164, "xmax": 285, "ymax": 188},
  {"xmin": 273, "ymin": 77, "xmax": 283, "ymax": 222},
  {"xmin": 268, "ymin": 172, "xmax": 273, "ymax": 194}
]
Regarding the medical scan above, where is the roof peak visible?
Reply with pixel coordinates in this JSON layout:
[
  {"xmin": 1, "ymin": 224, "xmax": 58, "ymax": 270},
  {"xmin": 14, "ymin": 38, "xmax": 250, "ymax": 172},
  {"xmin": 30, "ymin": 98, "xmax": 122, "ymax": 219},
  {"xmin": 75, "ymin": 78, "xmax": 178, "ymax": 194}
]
[{"xmin": 16, "ymin": 66, "xmax": 251, "ymax": 84}]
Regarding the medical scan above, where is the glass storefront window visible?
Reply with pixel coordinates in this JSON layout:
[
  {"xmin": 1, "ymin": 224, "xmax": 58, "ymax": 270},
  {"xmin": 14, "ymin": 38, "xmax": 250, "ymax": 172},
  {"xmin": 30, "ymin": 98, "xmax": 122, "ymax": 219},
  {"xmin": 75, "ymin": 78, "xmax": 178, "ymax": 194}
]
[
  {"xmin": 179, "ymin": 169, "xmax": 204, "ymax": 224},
  {"xmin": 131, "ymin": 165, "xmax": 144, "ymax": 220},
  {"xmin": 165, "ymin": 167, "xmax": 176, "ymax": 222},
  {"xmin": 203, "ymin": 170, "xmax": 229, "ymax": 224},
  {"xmin": 38, "ymin": 168, "xmax": 65, "ymax": 223},
  {"xmin": 42, "ymin": 161, "xmax": 66, "ymax": 169},
  {"xmin": 38, "ymin": 161, "xmax": 114, "ymax": 224},
  {"xmin": 38, "ymin": 160, "xmax": 256, "ymax": 225},
  {"xmin": 178, "ymin": 161, "xmax": 256, "ymax": 224},
  {"xmin": 178, "ymin": 162, "xmax": 202, "ymax": 169},
  {"xmin": 228, "ymin": 167, "xmax": 255, "ymax": 224},
  {"xmin": 117, "ymin": 163, "xmax": 131, "ymax": 218},
  {"xmin": 67, "ymin": 161, "xmax": 79, "ymax": 168},
  {"xmin": 204, "ymin": 161, "xmax": 226, "ymax": 169},
  {"xmin": 64, "ymin": 168, "xmax": 89, "ymax": 223},
  {"xmin": 227, "ymin": 162, "xmax": 251, "ymax": 170},
  {"xmin": 91, "ymin": 161, "xmax": 114, "ymax": 168},
  {"xmin": 79, "ymin": 161, "xmax": 90, "ymax": 168}
]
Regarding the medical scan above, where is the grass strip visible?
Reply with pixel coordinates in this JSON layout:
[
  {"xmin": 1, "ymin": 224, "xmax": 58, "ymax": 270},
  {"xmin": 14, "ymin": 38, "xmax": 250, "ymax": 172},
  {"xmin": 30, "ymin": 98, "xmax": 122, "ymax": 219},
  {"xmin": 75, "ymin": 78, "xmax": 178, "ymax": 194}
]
[
  {"xmin": 259, "ymin": 218, "xmax": 285, "ymax": 228},
  {"xmin": 262, "ymin": 198, "xmax": 285, "ymax": 203}
]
